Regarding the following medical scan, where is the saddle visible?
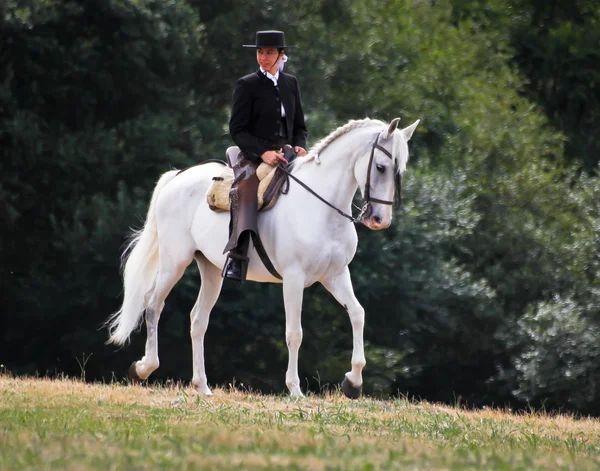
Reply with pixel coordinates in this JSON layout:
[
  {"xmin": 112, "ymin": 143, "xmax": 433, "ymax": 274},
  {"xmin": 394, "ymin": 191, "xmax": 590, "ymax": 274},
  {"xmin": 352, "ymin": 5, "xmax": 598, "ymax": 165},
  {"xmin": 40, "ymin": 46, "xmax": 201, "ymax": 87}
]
[{"xmin": 206, "ymin": 149, "xmax": 292, "ymax": 212}]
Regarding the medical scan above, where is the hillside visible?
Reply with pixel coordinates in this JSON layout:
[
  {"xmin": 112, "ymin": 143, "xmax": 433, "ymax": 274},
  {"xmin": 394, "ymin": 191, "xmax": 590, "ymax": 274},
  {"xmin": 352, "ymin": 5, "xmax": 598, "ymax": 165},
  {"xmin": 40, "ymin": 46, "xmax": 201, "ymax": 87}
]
[{"xmin": 1, "ymin": 375, "xmax": 600, "ymax": 470}]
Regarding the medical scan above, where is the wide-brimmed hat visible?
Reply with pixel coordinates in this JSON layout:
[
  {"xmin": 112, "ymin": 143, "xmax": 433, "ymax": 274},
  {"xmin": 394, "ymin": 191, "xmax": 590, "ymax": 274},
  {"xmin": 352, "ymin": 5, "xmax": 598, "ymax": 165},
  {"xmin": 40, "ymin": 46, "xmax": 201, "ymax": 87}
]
[{"xmin": 243, "ymin": 30, "xmax": 292, "ymax": 48}]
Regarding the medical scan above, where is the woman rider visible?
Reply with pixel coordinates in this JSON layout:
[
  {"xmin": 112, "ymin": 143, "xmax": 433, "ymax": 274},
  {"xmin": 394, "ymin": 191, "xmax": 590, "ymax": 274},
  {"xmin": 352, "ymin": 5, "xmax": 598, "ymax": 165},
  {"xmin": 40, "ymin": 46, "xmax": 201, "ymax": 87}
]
[{"xmin": 223, "ymin": 30, "xmax": 308, "ymax": 281}]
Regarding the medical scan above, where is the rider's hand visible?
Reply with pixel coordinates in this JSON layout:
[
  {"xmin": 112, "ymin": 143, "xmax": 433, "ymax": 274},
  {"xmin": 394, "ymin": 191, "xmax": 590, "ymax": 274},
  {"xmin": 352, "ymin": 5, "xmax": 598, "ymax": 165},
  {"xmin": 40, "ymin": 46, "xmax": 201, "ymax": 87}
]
[
  {"xmin": 294, "ymin": 146, "xmax": 307, "ymax": 157},
  {"xmin": 260, "ymin": 149, "xmax": 288, "ymax": 166}
]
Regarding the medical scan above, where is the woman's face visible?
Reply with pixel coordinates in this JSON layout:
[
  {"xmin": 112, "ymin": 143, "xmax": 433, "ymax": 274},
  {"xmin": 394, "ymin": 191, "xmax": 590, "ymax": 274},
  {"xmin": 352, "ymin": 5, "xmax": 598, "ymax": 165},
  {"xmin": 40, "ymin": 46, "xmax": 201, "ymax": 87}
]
[{"xmin": 256, "ymin": 47, "xmax": 282, "ymax": 74}]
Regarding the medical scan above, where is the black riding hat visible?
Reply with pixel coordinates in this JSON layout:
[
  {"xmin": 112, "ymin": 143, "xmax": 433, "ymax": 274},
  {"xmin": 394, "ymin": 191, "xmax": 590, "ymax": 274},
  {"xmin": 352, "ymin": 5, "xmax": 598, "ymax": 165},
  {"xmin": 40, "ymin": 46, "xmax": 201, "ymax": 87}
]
[{"xmin": 243, "ymin": 30, "xmax": 292, "ymax": 48}]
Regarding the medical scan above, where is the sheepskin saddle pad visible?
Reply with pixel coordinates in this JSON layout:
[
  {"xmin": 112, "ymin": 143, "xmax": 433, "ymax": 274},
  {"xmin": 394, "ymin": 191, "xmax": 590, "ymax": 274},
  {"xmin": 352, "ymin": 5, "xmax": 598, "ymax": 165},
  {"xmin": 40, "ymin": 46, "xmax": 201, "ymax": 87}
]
[{"xmin": 206, "ymin": 163, "xmax": 287, "ymax": 212}]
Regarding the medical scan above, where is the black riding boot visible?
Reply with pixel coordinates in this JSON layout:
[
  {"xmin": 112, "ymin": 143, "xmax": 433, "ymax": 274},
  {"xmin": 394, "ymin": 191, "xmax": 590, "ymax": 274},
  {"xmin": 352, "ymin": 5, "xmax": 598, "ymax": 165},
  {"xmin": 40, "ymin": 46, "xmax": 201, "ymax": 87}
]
[{"xmin": 223, "ymin": 231, "xmax": 250, "ymax": 282}]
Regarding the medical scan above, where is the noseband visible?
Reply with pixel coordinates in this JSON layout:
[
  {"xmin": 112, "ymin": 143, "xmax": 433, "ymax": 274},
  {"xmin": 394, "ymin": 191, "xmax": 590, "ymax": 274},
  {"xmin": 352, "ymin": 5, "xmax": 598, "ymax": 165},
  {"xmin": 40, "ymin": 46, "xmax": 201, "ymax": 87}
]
[{"xmin": 279, "ymin": 134, "xmax": 402, "ymax": 224}]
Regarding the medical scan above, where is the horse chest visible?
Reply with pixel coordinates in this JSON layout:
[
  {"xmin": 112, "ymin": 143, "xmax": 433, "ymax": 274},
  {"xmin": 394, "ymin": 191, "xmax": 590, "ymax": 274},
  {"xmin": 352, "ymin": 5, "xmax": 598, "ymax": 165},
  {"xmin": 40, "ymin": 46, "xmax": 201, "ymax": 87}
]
[{"xmin": 290, "ymin": 230, "xmax": 357, "ymax": 279}]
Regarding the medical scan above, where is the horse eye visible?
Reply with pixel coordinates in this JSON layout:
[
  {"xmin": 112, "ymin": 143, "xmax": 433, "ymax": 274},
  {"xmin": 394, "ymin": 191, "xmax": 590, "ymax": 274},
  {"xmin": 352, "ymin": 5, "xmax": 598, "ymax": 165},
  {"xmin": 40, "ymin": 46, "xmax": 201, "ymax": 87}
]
[{"xmin": 376, "ymin": 164, "xmax": 386, "ymax": 173}]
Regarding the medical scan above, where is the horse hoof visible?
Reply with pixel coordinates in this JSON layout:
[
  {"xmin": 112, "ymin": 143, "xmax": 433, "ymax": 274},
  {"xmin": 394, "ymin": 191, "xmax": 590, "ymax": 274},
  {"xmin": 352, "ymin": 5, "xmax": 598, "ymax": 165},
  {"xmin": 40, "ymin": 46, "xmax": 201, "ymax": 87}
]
[
  {"xmin": 341, "ymin": 377, "xmax": 362, "ymax": 399},
  {"xmin": 128, "ymin": 361, "xmax": 143, "ymax": 383}
]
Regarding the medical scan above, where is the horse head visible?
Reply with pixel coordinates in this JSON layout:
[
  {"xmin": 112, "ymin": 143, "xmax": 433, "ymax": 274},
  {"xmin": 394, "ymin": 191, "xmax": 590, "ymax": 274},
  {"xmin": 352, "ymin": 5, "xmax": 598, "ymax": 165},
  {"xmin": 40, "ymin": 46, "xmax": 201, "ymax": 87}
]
[{"xmin": 355, "ymin": 118, "xmax": 420, "ymax": 230}]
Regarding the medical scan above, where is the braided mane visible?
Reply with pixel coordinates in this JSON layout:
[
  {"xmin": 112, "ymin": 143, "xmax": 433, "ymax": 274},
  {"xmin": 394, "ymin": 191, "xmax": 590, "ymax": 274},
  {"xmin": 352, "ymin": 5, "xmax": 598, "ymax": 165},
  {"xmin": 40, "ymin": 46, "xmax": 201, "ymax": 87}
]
[{"xmin": 308, "ymin": 118, "xmax": 385, "ymax": 157}]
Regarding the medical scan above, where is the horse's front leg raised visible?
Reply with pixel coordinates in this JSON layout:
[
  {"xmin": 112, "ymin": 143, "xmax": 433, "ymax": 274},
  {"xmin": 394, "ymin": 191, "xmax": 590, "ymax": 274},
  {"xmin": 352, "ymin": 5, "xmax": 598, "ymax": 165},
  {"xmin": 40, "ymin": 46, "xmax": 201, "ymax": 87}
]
[
  {"xmin": 321, "ymin": 267, "xmax": 366, "ymax": 399},
  {"xmin": 282, "ymin": 275, "xmax": 305, "ymax": 398}
]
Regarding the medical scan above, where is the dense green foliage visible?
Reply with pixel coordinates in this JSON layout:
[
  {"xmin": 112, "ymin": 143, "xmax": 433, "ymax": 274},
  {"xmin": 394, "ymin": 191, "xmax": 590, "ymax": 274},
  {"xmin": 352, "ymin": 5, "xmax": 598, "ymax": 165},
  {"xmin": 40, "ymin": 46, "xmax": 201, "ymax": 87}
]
[{"xmin": 1, "ymin": 0, "xmax": 599, "ymax": 414}]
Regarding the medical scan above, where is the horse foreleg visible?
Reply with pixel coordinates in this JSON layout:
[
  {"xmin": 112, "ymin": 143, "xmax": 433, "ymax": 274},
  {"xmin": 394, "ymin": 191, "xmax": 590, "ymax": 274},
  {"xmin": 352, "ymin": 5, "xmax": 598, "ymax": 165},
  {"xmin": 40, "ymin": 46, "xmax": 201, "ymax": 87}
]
[
  {"xmin": 321, "ymin": 267, "xmax": 366, "ymax": 399},
  {"xmin": 282, "ymin": 276, "xmax": 305, "ymax": 398},
  {"xmin": 130, "ymin": 261, "xmax": 187, "ymax": 381},
  {"xmin": 190, "ymin": 253, "xmax": 223, "ymax": 395}
]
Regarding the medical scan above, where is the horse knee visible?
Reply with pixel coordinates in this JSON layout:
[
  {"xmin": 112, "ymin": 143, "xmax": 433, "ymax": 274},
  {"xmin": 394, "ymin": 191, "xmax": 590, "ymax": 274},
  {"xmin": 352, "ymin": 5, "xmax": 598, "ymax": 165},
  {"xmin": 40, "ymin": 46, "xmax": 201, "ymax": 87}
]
[
  {"xmin": 349, "ymin": 306, "xmax": 365, "ymax": 330},
  {"xmin": 286, "ymin": 329, "xmax": 303, "ymax": 349},
  {"xmin": 190, "ymin": 318, "xmax": 208, "ymax": 340}
]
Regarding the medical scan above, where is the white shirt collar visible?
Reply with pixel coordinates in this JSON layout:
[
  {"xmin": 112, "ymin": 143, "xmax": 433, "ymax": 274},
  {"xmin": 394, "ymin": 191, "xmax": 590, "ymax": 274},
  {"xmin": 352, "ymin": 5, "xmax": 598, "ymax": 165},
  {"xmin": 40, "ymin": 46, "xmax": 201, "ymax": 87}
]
[{"xmin": 260, "ymin": 67, "xmax": 280, "ymax": 85}]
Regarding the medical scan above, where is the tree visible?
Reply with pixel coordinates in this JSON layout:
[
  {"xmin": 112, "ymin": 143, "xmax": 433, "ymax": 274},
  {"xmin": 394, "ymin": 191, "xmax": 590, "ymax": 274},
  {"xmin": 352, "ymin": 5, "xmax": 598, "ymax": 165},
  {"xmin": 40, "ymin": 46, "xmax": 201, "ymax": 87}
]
[{"xmin": 0, "ymin": 0, "xmax": 205, "ymax": 377}]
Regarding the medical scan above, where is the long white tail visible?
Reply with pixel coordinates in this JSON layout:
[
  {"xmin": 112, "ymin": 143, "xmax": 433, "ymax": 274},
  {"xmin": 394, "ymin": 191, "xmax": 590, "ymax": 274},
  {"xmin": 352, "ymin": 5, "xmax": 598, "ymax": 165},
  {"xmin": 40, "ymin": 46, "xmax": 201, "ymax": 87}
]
[{"xmin": 106, "ymin": 170, "xmax": 180, "ymax": 345}]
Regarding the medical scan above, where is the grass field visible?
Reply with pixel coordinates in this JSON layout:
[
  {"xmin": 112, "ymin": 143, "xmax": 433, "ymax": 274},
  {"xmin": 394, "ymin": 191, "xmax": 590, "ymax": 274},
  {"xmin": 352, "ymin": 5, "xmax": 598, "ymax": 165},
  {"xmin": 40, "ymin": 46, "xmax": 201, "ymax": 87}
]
[{"xmin": 1, "ymin": 375, "xmax": 600, "ymax": 470}]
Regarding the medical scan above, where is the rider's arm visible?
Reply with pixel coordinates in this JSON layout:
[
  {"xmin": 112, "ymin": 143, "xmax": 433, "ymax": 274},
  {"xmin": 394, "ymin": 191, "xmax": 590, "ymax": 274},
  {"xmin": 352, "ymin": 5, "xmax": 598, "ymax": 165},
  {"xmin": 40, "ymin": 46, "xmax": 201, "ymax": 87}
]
[{"xmin": 229, "ymin": 77, "xmax": 268, "ymax": 162}]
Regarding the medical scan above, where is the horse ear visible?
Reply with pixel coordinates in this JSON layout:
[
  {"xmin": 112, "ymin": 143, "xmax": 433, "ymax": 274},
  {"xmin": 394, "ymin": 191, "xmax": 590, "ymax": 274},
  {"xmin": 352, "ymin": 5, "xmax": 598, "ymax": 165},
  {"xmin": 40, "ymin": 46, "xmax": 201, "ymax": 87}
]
[
  {"xmin": 386, "ymin": 118, "xmax": 401, "ymax": 138},
  {"xmin": 401, "ymin": 119, "xmax": 420, "ymax": 141}
]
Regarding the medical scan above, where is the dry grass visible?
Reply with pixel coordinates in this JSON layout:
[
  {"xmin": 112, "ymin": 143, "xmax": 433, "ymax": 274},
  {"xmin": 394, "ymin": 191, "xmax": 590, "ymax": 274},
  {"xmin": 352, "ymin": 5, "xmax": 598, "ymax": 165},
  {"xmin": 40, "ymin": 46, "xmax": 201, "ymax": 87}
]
[{"xmin": 1, "ymin": 375, "xmax": 600, "ymax": 470}]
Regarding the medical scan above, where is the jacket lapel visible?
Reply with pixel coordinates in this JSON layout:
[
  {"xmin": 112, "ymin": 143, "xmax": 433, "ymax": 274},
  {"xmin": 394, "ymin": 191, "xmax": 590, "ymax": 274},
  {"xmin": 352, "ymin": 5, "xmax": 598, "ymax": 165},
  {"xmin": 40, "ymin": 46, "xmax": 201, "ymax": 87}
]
[
  {"xmin": 276, "ymin": 73, "xmax": 294, "ymax": 137},
  {"xmin": 256, "ymin": 69, "xmax": 268, "ymax": 82}
]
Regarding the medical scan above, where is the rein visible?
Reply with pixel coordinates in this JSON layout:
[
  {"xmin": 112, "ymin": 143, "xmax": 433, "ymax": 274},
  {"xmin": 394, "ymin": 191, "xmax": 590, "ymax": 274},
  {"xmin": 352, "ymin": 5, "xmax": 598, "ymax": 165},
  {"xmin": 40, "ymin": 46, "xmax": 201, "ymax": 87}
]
[{"xmin": 278, "ymin": 134, "xmax": 399, "ymax": 224}]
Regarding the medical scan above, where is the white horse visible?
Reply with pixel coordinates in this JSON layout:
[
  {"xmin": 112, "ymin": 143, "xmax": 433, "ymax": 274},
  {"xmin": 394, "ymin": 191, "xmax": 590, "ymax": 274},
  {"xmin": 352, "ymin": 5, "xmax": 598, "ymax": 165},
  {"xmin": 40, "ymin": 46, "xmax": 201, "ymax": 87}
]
[{"xmin": 106, "ymin": 117, "xmax": 419, "ymax": 398}]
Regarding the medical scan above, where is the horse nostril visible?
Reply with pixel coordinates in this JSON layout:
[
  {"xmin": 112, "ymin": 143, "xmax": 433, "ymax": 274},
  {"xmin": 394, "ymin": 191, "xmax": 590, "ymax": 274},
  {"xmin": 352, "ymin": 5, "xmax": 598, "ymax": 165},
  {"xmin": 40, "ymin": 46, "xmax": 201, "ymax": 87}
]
[{"xmin": 372, "ymin": 216, "xmax": 381, "ymax": 225}]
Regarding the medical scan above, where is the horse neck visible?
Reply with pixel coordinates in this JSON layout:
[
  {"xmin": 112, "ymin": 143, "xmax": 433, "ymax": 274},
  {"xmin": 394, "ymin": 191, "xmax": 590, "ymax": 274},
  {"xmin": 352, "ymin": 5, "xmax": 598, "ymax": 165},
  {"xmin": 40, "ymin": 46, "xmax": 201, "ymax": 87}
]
[{"xmin": 296, "ymin": 127, "xmax": 374, "ymax": 211}]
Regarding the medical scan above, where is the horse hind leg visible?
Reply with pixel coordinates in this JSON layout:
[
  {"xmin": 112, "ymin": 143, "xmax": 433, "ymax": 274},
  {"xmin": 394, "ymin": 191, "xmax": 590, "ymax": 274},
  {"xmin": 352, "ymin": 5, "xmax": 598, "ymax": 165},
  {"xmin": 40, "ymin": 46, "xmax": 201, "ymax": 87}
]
[
  {"xmin": 321, "ymin": 267, "xmax": 366, "ymax": 399},
  {"xmin": 130, "ymin": 252, "xmax": 191, "ymax": 382},
  {"xmin": 189, "ymin": 252, "xmax": 223, "ymax": 395}
]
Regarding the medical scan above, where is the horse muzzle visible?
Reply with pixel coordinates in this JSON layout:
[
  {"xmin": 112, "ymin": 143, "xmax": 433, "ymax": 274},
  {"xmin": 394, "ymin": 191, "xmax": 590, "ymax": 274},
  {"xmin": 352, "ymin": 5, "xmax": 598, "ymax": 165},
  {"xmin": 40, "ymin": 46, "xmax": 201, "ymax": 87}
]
[{"xmin": 363, "ymin": 214, "xmax": 391, "ymax": 230}]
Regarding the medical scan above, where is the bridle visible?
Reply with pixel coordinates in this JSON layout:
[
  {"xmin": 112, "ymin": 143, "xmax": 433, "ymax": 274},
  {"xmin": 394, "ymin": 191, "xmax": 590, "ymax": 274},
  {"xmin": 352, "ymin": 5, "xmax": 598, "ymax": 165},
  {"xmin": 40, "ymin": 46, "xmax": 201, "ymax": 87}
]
[
  {"xmin": 278, "ymin": 134, "xmax": 401, "ymax": 224},
  {"xmin": 361, "ymin": 134, "xmax": 401, "ymax": 219}
]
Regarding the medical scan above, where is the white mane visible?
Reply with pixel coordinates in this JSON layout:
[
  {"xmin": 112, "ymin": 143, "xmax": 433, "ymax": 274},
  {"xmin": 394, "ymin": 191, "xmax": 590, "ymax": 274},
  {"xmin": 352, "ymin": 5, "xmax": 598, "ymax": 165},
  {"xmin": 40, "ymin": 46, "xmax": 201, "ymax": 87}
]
[
  {"xmin": 309, "ymin": 118, "xmax": 385, "ymax": 156},
  {"xmin": 294, "ymin": 118, "xmax": 408, "ymax": 173}
]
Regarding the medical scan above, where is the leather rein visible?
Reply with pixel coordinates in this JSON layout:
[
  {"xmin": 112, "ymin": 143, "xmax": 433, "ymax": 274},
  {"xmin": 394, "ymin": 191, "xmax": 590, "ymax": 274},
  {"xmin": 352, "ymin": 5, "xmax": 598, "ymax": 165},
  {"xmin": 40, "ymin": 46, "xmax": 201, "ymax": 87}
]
[{"xmin": 278, "ymin": 134, "xmax": 400, "ymax": 224}]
